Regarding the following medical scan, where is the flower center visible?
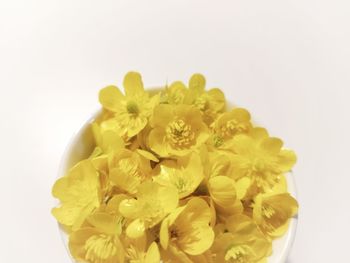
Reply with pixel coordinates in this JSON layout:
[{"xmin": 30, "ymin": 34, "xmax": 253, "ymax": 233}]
[
  {"xmin": 168, "ymin": 88, "xmax": 186, "ymax": 104},
  {"xmin": 166, "ymin": 119, "xmax": 195, "ymax": 148},
  {"xmin": 252, "ymin": 159, "xmax": 266, "ymax": 172},
  {"xmin": 127, "ymin": 101, "xmax": 140, "ymax": 115},
  {"xmin": 85, "ymin": 234, "xmax": 118, "ymax": 262},
  {"xmin": 170, "ymin": 226, "xmax": 181, "ymax": 240},
  {"xmin": 194, "ymin": 96, "xmax": 208, "ymax": 111},
  {"xmin": 174, "ymin": 176, "xmax": 187, "ymax": 194},
  {"xmin": 220, "ymin": 120, "xmax": 249, "ymax": 138},
  {"xmin": 213, "ymin": 134, "xmax": 224, "ymax": 147},
  {"xmin": 171, "ymin": 231, "xmax": 178, "ymax": 240},
  {"xmin": 262, "ymin": 204, "xmax": 275, "ymax": 219},
  {"xmin": 225, "ymin": 245, "xmax": 248, "ymax": 263}
]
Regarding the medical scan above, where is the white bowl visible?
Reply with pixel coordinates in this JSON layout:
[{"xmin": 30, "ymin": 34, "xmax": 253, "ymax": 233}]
[{"xmin": 57, "ymin": 106, "xmax": 298, "ymax": 263}]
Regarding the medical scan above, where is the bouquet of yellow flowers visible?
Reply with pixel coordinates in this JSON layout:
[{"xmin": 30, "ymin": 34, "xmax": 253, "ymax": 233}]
[{"xmin": 52, "ymin": 72, "xmax": 298, "ymax": 263}]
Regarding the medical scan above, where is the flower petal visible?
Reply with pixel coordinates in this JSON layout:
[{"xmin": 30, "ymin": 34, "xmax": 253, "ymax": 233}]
[
  {"xmin": 208, "ymin": 176, "xmax": 236, "ymax": 207},
  {"xmin": 189, "ymin": 73, "xmax": 206, "ymax": 93},
  {"xmin": 86, "ymin": 212, "xmax": 117, "ymax": 235},
  {"xmin": 119, "ymin": 199, "xmax": 140, "ymax": 219},
  {"xmin": 126, "ymin": 218, "xmax": 146, "ymax": 239},
  {"xmin": 250, "ymin": 127, "xmax": 269, "ymax": 141},
  {"xmin": 123, "ymin": 71, "xmax": 144, "ymax": 96},
  {"xmin": 160, "ymin": 216, "xmax": 170, "ymax": 249},
  {"xmin": 52, "ymin": 160, "xmax": 100, "ymax": 230},
  {"xmin": 176, "ymin": 197, "xmax": 214, "ymax": 255},
  {"xmin": 99, "ymin": 85, "xmax": 123, "ymax": 112},
  {"xmin": 278, "ymin": 149, "xmax": 297, "ymax": 172},
  {"xmin": 137, "ymin": 149, "xmax": 159, "ymax": 162},
  {"xmin": 231, "ymin": 108, "xmax": 251, "ymax": 122},
  {"xmin": 150, "ymin": 104, "xmax": 173, "ymax": 127},
  {"xmin": 235, "ymin": 177, "xmax": 251, "ymax": 200},
  {"xmin": 106, "ymin": 194, "xmax": 129, "ymax": 214},
  {"xmin": 69, "ymin": 228, "xmax": 99, "ymax": 260},
  {"xmin": 260, "ymin": 137, "xmax": 283, "ymax": 154},
  {"xmin": 207, "ymin": 88, "xmax": 226, "ymax": 111},
  {"xmin": 145, "ymin": 242, "xmax": 161, "ymax": 263},
  {"xmin": 110, "ymin": 167, "xmax": 141, "ymax": 194},
  {"xmin": 101, "ymin": 130, "xmax": 125, "ymax": 153},
  {"xmin": 148, "ymin": 128, "xmax": 168, "ymax": 157}
]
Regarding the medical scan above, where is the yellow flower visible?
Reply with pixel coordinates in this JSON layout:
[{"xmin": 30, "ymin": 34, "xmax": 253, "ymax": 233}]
[
  {"xmin": 202, "ymin": 151, "xmax": 233, "ymax": 179},
  {"xmin": 230, "ymin": 127, "xmax": 297, "ymax": 189},
  {"xmin": 186, "ymin": 73, "xmax": 226, "ymax": 125},
  {"xmin": 208, "ymin": 108, "xmax": 252, "ymax": 150},
  {"xmin": 88, "ymin": 150, "xmax": 112, "ymax": 200},
  {"xmin": 99, "ymin": 72, "xmax": 159, "ymax": 138},
  {"xmin": 104, "ymin": 194, "xmax": 130, "ymax": 217},
  {"xmin": 136, "ymin": 149, "xmax": 159, "ymax": 163},
  {"xmin": 92, "ymin": 118, "xmax": 127, "ymax": 149},
  {"xmin": 88, "ymin": 148, "xmax": 140, "ymax": 204},
  {"xmin": 162, "ymin": 74, "xmax": 226, "ymax": 125},
  {"xmin": 160, "ymin": 197, "xmax": 214, "ymax": 257},
  {"xmin": 108, "ymin": 149, "xmax": 152, "ymax": 195},
  {"xmin": 197, "ymin": 152, "xmax": 243, "ymax": 218},
  {"xmin": 52, "ymin": 160, "xmax": 101, "ymax": 231},
  {"xmin": 135, "ymin": 124, "xmax": 153, "ymax": 152},
  {"xmin": 119, "ymin": 181, "xmax": 179, "ymax": 239},
  {"xmin": 124, "ymin": 235, "xmax": 160, "ymax": 263},
  {"xmin": 207, "ymin": 176, "xmax": 242, "ymax": 217},
  {"xmin": 153, "ymin": 153, "xmax": 203, "ymax": 199},
  {"xmin": 253, "ymin": 192, "xmax": 298, "ymax": 238},
  {"xmin": 51, "ymin": 72, "xmax": 299, "ymax": 262},
  {"xmin": 69, "ymin": 211, "xmax": 125, "ymax": 263},
  {"xmin": 162, "ymin": 81, "xmax": 188, "ymax": 105},
  {"xmin": 212, "ymin": 214, "xmax": 271, "ymax": 263},
  {"xmin": 149, "ymin": 104, "xmax": 209, "ymax": 157}
]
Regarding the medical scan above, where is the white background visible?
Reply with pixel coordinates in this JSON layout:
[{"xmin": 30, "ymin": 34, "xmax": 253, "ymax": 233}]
[{"xmin": 1, "ymin": 0, "xmax": 349, "ymax": 262}]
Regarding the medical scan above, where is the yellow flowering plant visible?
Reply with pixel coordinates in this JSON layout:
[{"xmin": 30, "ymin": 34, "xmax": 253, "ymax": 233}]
[{"xmin": 52, "ymin": 71, "xmax": 298, "ymax": 263}]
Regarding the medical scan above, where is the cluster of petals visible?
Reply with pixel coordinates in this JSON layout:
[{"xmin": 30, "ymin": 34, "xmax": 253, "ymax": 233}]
[{"xmin": 52, "ymin": 72, "xmax": 298, "ymax": 263}]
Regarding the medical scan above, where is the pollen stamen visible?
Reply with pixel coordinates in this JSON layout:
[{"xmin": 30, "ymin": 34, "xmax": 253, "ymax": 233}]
[
  {"xmin": 126, "ymin": 101, "xmax": 140, "ymax": 115},
  {"xmin": 166, "ymin": 119, "xmax": 195, "ymax": 148}
]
